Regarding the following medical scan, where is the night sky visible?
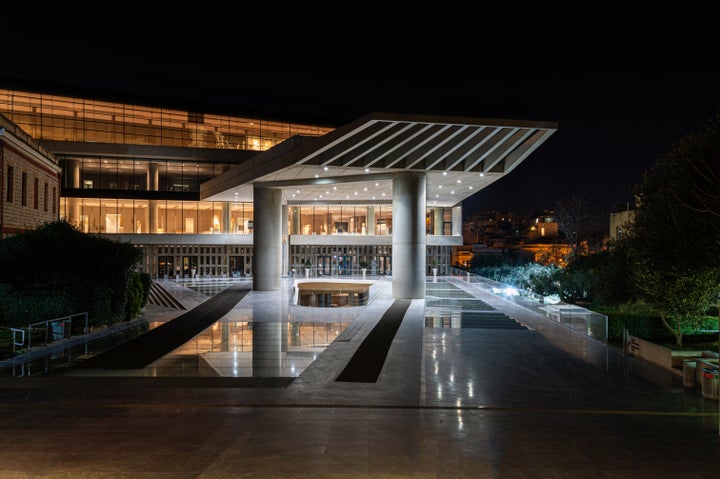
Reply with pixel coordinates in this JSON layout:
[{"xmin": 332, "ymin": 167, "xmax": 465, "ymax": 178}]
[{"xmin": 3, "ymin": 15, "xmax": 720, "ymax": 226}]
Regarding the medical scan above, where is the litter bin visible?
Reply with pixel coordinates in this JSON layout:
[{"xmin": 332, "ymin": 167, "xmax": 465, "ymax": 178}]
[
  {"xmin": 683, "ymin": 359, "xmax": 697, "ymax": 388},
  {"xmin": 700, "ymin": 367, "xmax": 719, "ymax": 400}
]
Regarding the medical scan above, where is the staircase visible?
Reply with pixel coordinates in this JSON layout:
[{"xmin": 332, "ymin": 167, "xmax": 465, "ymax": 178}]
[{"xmin": 147, "ymin": 282, "xmax": 186, "ymax": 310}]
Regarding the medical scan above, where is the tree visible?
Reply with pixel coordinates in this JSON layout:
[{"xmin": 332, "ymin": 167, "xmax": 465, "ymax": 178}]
[
  {"xmin": 554, "ymin": 194, "xmax": 599, "ymax": 259},
  {"xmin": 0, "ymin": 220, "xmax": 145, "ymax": 327},
  {"xmin": 664, "ymin": 113, "xmax": 720, "ymax": 217},
  {"xmin": 624, "ymin": 113, "xmax": 720, "ymax": 346}
]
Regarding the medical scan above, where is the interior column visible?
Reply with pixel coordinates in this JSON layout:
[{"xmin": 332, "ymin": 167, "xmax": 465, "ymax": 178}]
[
  {"xmin": 148, "ymin": 163, "xmax": 159, "ymax": 232},
  {"xmin": 452, "ymin": 205, "xmax": 462, "ymax": 236},
  {"xmin": 433, "ymin": 208, "xmax": 443, "ymax": 235}
]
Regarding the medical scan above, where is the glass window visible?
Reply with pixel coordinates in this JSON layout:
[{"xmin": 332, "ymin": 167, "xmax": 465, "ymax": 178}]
[
  {"xmin": 6, "ymin": 166, "xmax": 13, "ymax": 202},
  {"xmin": 99, "ymin": 158, "xmax": 119, "ymax": 189},
  {"xmin": 33, "ymin": 177, "xmax": 38, "ymax": 209},
  {"xmin": 21, "ymin": 171, "xmax": 27, "ymax": 206}
]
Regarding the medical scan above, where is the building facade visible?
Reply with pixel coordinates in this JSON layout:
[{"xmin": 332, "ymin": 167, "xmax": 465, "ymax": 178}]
[
  {"xmin": 0, "ymin": 113, "xmax": 61, "ymax": 237},
  {"xmin": 0, "ymin": 87, "xmax": 557, "ymax": 298}
]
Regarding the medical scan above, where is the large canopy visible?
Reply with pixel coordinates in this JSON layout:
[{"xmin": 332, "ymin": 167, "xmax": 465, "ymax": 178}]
[{"xmin": 201, "ymin": 112, "xmax": 557, "ymax": 207}]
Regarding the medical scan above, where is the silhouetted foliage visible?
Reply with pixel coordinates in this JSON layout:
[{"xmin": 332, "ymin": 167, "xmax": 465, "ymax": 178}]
[
  {"xmin": 621, "ymin": 113, "xmax": 720, "ymax": 346},
  {"xmin": 0, "ymin": 220, "xmax": 145, "ymax": 327}
]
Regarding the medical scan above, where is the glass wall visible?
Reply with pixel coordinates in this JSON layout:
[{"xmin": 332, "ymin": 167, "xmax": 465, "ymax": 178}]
[
  {"xmin": 0, "ymin": 89, "xmax": 333, "ymax": 151},
  {"xmin": 60, "ymin": 198, "xmax": 255, "ymax": 235},
  {"xmin": 62, "ymin": 199, "xmax": 461, "ymax": 237},
  {"xmin": 60, "ymin": 157, "xmax": 222, "ymax": 192},
  {"xmin": 289, "ymin": 205, "xmax": 393, "ymax": 235}
]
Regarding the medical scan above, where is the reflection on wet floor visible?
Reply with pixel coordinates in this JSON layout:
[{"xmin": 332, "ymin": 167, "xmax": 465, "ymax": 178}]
[
  {"xmin": 425, "ymin": 281, "xmax": 525, "ymax": 329},
  {"xmin": 0, "ymin": 277, "xmax": 364, "ymax": 378},
  {"xmin": 136, "ymin": 319, "xmax": 351, "ymax": 378},
  {"xmin": 1, "ymin": 277, "xmax": 519, "ymax": 379}
]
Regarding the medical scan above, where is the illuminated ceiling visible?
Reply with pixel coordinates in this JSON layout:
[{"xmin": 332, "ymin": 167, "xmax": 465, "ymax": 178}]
[{"xmin": 200, "ymin": 112, "xmax": 557, "ymax": 207}]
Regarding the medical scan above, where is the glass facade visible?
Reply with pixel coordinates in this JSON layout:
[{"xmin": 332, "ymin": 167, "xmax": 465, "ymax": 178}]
[
  {"xmin": 0, "ymin": 88, "xmax": 458, "ymax": 277},
  {"xmin": 0, "ymin": 89, "xmax": 331, "ymax": 150}
]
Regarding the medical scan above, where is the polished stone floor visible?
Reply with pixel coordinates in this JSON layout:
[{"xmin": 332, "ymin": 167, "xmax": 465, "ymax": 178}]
[{"xmin": 0, "ymin": 275, "xmax": 718, "ymax": 478}]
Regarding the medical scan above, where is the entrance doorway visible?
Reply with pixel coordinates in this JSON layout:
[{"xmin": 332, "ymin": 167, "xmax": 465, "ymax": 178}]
[
  {"xmin": 229, "ymin": 256, "xmax": 247, "ymax": 277},
  {"xmin": 158, "ymin": 256, "xmax": 174, "ymax": 278},
  {"xmin": 317, "ymin": 255, "xmax": 353, "ymax": 276},
  {"xmin": 377, "ymin": 255, "xmax": 391, "ymax": 275},
  {"xmin": 182, "ymin": 256, "xmax": 198, "ymax": 278}
]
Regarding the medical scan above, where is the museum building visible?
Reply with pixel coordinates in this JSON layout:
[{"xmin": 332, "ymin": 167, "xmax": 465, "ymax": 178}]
[{"xmin": 0, "ymin": 86, "xmax": 557, "ymax": 299}]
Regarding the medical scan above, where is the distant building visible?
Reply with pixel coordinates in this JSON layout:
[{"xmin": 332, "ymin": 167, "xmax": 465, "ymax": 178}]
[
  {"xmin": 525, "ymin": 210, "xmax": 559, "ymax": 241},
  {"xmin": 0, "ymin": 113, "xmax": 61, "ymax": 238},
  {"xmin": 462, "ymin": 209, "xmax": 567, "ymax": 266},
  {"xmin": 609, "ymin": 201, "xmax": 637, "ymax": 241}
]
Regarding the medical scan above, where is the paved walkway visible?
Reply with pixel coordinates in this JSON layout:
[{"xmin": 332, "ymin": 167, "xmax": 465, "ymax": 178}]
[{"xmin": 0, "ymin": 276, "xmax": 717, "ymax": 478}]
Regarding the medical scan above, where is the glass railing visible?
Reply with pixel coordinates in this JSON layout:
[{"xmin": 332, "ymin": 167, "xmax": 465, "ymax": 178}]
[{"xmin": 449, "ymin": 268, "xmax": 608, "ymax": 342}]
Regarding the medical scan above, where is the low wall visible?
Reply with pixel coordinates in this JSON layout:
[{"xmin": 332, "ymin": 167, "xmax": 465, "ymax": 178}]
[{"xmin": 626, "ymin": 335, "xmax": 714, "ymax": 374}]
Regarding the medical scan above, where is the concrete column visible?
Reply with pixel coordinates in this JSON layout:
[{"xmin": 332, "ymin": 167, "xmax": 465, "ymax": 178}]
[
  {"xmin": 222, "ymin": 203, "xmax": 230, "ymax": 233},
  {"xmin": 69, "ymin": 160, "xmax": 80, "ymax": 188},
  {"xmin": 253, "ymin": 185, "xmax": 282, "ymax": 290},
  {"xmin": 452, "ymin": 205, "xmax": 462, "ymax": 236},
  {"xmin": 433, "ymin": 208, "xmax": 443, "ymax": 235},
  {"xmin": 282, "ymin": 203, "xmax": 289, "ymax": 277},
  {"xmin": 290, "ymin": 206, "xmax": 300, "ymax": 235},
  {"xmin": 66, "ymin": 160, "xmax": 81, "ymax": 227},
  {"xmin": 367, "ymin": 206, "xmax": 375, "ymax": 234},
  {"xmin": 392, "ymin": 173, "xmax": 426, "ymax": 299},
  {"xmin": 147, "ymin": 163, "xmax": 160, "ymax": 233},
  {"xmin": 142, "ymin": 203, "xmax": 149, "ymax": 234},
  {"xmin": 149, "ymin": 200, "xmax": 158, "ymax": 233},
  {"xmin": 147, "ymin": 162, "xmax": 159, "ymax": 190}
]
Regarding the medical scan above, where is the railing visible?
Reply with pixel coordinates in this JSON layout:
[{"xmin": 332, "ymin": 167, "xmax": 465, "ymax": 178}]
[
  {"xmin": 450, "ymin": 268, "xmax": 608, "ymax": 342},
  {"xmin": 0, "ymin": 327, "xmax": 26, "ymax": 357},
  {"xmin": 0, "ymin": 312, "xmax": 89, "ymax": 360},
  {"xmin": 27, "ymin": 312, "xmax": 89, "ymax": 351}
]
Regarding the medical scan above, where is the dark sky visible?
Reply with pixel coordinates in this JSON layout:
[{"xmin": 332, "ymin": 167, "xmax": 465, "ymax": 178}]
[{"xmin": 3, "ymin": 14, "xmax": 720, "ymax": 225}]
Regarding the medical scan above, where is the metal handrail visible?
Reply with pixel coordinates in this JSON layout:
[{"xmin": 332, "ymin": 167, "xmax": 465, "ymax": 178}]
[{"xmin": 26, "ymin": 312, "xmax": 89, "ymax": 351}]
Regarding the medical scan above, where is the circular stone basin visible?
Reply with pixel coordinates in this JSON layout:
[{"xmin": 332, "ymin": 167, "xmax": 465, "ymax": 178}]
[{"xmin": 295, "ymin": 281, "xmax": 371, "ymax": 307}]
